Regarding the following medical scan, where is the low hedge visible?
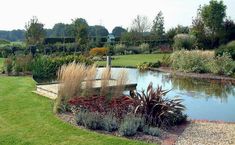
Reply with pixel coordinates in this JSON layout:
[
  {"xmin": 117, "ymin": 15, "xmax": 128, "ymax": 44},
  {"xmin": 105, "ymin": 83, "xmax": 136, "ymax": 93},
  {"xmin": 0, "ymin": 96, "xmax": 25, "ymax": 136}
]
[{"xmin": 32, "ymin": 55, "xmax": 93, "ymax": 82}]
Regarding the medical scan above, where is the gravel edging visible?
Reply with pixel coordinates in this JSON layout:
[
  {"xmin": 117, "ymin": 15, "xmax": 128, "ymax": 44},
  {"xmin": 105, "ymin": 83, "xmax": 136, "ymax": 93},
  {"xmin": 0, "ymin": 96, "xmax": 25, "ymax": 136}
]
[
  {"xmin": 150, "ymin": 67, "xmax": 235, "ymax": 84},
  {"xmin": 175, "ymin": 121, "xmax": 235, "ymax": 145}
]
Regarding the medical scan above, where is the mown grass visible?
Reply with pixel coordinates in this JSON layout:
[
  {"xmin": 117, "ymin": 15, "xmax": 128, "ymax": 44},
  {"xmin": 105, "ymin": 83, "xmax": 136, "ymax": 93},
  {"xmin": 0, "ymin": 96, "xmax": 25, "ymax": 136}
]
[
  {"xmin": 96, "ymin": 53, "xmax": 170, "ymax": 67},
  {"xmin": 0, "ymin": 76, "xmax": 153, "ymax": 145}
]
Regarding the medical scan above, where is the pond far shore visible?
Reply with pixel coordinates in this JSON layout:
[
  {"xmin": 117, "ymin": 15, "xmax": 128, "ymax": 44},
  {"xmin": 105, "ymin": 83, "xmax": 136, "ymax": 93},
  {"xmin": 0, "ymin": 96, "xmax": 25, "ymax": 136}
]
[{"xmin": 150, "ymin": 67, "xmax": 235, "ymax": 85}]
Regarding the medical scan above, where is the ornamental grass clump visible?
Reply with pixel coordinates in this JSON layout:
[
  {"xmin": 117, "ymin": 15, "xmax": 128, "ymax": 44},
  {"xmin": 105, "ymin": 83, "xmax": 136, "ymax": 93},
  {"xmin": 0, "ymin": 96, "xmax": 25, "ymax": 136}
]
[
  {"xmin": 113, "ymin": 69, "xmax": 128, "ymax": 98},
  {"xmin": 100, "ymin": 67, "xmax": 111, "ymax": 96},
  {"xmin": 83, "ymin": 64, "xmax": 97, "ymax": 97},
  {"xmin": 54, "ymin": 62, "xmax": 87, "ymax": 113}
]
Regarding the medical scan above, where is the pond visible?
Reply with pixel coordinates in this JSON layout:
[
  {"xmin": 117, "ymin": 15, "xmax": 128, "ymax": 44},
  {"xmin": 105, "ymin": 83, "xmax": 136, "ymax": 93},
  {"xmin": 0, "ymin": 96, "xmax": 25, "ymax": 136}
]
[{"xmin": 98, "ymin": 68, "xmax": 235, "ymax": 122}]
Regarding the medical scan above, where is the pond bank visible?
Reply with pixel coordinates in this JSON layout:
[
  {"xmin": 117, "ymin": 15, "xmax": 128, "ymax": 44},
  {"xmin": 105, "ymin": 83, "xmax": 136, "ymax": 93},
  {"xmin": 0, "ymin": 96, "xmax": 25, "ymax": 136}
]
[{"xmin": 150, "ymin": 67, "xmax": 235, "ymax": 85}]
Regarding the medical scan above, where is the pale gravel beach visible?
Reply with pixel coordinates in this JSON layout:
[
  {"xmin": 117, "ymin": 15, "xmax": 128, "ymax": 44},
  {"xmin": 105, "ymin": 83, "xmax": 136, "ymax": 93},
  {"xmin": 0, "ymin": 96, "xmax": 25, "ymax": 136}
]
[{"xmin": 175, "ymin": 121, "xmax": 235, "ymax": 145}]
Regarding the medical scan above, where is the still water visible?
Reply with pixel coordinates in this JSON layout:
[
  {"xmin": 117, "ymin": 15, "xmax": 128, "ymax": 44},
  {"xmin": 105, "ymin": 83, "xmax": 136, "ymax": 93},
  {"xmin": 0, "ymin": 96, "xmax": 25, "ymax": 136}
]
[{"xmin": 98, "ymin": 68, "xmax": 235, "ymax": 122}]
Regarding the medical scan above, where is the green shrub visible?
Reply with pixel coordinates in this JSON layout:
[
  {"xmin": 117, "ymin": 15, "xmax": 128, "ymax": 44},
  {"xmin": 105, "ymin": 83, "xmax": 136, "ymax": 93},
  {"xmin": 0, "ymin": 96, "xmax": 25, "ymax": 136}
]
[
  {"xmin": 143, "ymin": 126, "xmax": 161, "ymax": 137},
  {"xmin": 206, "ymin": 53, "xmax": 235, "ymax": 76},
  {"xmin": 114, "ymin": 44, "xmax": 126, "ymax": 55},
  {"xmin": 101, "ymin": 113, "xmax": 118, "ymax": 132},
  {"xmin": 76, "ymin": 111, "xmax": 102, "ymax": 130},
  {"xmin": 0, "ymin": 39, "xmax": 10, "ymax": 45},
  {"xmin": 137, "ymin": 61, "xmax": 161, "ymax": 71},
  {"xmin": 166, "ymin": 111, "xmax": 187, "ymax": 126},
  {"xmin": 215, "ymin": 41, "xmax": 235, "ymax": 60},
  {"xmin": 32, "ymin": 55, "xmax": 93, "ymax": 82},
  {"xmin": 161, "ymin": 55, "xmax": 171, "ymax": 67},
  {"xmin": 3, "ymin": 57, "xmax": 13, "ymax": 75},
  {"xmin": 173, "ymin": 34, "xmax": 196, "ymax": 50},
  {"xmin": 171, "ymin": 50, "xmax": 214, "ymax": 73},
  {"xmin": 171, "ymin": 50, "xmax": 235, "ymax": 76},
  {"xmin": 139, "ymin": 43, "xmax": 150, "ymax": 53},
  {"xmin": 13, "ymin": 54, "xmax": 33, "ymax": 75},
  {"xmin": 119, "ymin": 114, "xmax": 145, "ymax": 136},
  {"xmin": 137, "ymin": 62, "xmax": 150, "ymax": 71}
]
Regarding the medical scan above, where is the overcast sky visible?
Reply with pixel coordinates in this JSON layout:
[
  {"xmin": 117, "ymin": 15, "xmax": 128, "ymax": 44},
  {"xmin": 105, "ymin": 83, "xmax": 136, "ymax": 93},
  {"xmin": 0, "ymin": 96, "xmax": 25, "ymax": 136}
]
[{"xmin": 0, "ymin": 0, "xmax": 235, "ymax": 32}]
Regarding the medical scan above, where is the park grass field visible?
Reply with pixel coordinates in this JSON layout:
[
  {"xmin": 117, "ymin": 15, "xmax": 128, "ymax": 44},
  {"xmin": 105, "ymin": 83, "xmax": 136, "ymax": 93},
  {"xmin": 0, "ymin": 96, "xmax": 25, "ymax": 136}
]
[
  {"xmin": 0, "ymin": 76, "xmax": 152, "ymax": 145},
  {"xmin": 96, "ymin": 53, "xmax": 170, "ymax": 67}
]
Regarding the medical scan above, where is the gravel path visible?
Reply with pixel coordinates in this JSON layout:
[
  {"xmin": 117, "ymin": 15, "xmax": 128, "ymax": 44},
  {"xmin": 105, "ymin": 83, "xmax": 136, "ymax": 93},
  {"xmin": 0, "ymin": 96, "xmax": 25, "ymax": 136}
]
[{"xmin": 175, "ymin": 121, "xmax": 235, "ymax": 145}]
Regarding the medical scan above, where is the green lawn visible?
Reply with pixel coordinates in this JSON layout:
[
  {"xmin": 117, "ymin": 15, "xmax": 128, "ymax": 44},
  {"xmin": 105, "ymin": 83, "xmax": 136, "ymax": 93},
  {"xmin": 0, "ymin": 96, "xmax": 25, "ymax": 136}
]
[
  {"xmin": 0, "ymin": 76, "xmax": 152, "ymax": 145},
  {"xmin": 96, "ymin": 54, "xmax": 170, "ymax": 67}
]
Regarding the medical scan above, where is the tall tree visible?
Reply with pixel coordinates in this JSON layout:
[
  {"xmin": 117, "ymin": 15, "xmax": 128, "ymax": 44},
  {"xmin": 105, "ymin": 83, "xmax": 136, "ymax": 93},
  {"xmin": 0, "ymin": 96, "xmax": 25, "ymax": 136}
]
[
  {"xmin": 151, "ymin": 11, "xmax": 165, "ymax": 38},
  {"xmin": 25, "ymin": 16, "xmax": 45, "ymax": 45},
  {"xmin": 72, "ymin": 18, "xmax": 89, "ymax": 48},
  {"xmin": 201, "ymin": 0, "xmax": 226, "ymax": 47},
  {"xmin": 112, "ymin": 26, "xmax": 127, "ymax": 37},
  {"xmin": 191, "ymin": 6, "xmax": 209, "ymax": 49},
  {"xmin": 88, "ymin": 25, "xmax": 109, "ymax": 37},
  {"xmin": 131, "ymin": 15, "xmax": 150, "ymax": 34}
]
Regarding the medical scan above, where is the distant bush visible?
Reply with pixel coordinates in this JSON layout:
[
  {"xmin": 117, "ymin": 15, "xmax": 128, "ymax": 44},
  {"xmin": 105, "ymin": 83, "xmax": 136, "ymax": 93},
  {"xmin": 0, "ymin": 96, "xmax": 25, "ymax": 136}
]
[
  {"xmin": 137, "ymin": 61, "xmax": 161, "ymax": 71},
  {"xmin": 32, "ymin": 55, "xmax": 93, "ymax": 82},
  {"xmin": 13, "ymin": 54, "xmax": 33, "ymax": 75},
  {"xmin": 171, "ymin": 50, "xmax": 235, "ymax": 76},
  {"xmin": 173, "ymin": 34, "xmax": 196, "ymax": 50},
  {"xmin": 3, "ymin": 54, "xmax": 33, "ymax": 75},
  {"xmin": 126, "ymin": 46, "xmax": 142, "ymax": 54},
  {"xmin": 89, "ymin": 47, "xmax": 108, "ymax": 56},
  {"xmin": 139, "ymin": 43, "xmax": 150, "ymax": 53},
  {"xmin": 171, "ymin": 50, "xmax": 214, "ymax": 73},
  {"xmin": 0, "ymin": 39, "xmax": 10, "ymax": 45},
  {"xmin": 3, "ymin": 57, "xmax": 13, "ymax": 75},
  {"xmin": 206, "ymin": 53, "xmax": 235, "ymax": 76},
  {"xmin": 215, "ymin": 40, "xmax": 235, "ymax": 60},
  {"xmin": 43, "ymin": 38, "xmax": 75, "ymax": 44},
  {"xmin": 161, "ymin": 55, "xmax": 171, "ymax": 67},
  {"xmin": 114, "ymin": 44, "xmax": 126, "ymax": 55}
]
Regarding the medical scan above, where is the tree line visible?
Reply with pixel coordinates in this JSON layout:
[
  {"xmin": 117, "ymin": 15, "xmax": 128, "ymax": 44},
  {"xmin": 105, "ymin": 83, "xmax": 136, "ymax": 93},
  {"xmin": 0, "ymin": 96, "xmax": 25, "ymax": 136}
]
[{"xmin": 1, "ymin": 0, "xmax": 235, "ymax": 50}]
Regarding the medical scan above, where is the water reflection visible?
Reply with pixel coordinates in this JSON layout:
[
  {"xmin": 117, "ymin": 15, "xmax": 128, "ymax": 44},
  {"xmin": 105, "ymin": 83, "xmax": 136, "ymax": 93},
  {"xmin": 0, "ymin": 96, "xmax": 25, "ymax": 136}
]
[
  {"xmin": 106, "ymin": 68, "xmax": 235, "ymax": 122},
  {"xmin": 167, "ymin": 76, "xmax": 235, "ymax": 103}
]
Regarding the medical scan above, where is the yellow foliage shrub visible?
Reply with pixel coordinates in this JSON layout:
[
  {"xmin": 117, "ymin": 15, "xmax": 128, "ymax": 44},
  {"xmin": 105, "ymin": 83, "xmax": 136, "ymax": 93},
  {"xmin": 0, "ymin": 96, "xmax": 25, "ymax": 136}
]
[{"xmin": 89, "ymin": 47, "xmax": 108, "ymax": 56}]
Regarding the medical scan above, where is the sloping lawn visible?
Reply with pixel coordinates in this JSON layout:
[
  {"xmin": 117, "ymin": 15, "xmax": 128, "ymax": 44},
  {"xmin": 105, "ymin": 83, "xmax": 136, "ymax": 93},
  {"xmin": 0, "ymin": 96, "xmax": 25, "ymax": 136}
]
[
  {"xmin": 96, "ymin": 54, "xmax": 170, "ymax": 67},
  {"xmin": 0, "ymin": 76, "xmax": 152, "ymax": 145}
]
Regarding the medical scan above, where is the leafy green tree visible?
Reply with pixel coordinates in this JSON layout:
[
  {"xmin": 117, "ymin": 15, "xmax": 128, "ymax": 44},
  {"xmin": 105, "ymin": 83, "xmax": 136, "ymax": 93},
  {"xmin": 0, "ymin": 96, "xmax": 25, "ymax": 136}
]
[
  {"xmin": 201, "ymin": 0, "xmax": 226, "ymax": 47},
  {"xmin": 25, "ymin": 16, "xmax": 46, "ymax": 45},
  {"xmin": 88, "ymin": 25, "xmax": 109, "ymax": 47},
  {"xmin": 48, "ymin": 23, "xmax": 73, "ymax": 37},
  {"xmin": 72, "ymin": 18, "xmax": 89, "ymax": 49},
  {"xmin": 112, "ymin": 27, "xmax": 127, "ymax": 37},
  {"xmin": 151, "ymin": 11, "xmax": 165, "ymax": 39},
  {"xmin": 88, "ymin": 25, "xmax": 109, "ymax": 37},
  {"xmin": 191, "ymin": 6, "xmax": 209, "ymax": 49},
  {"xmin": 166, "ymin": 25, "xmax": 189, "ymax": 45},
  {"xmin": 220, "ymin": 18, "xmax": 235, "ymax": 44}
]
